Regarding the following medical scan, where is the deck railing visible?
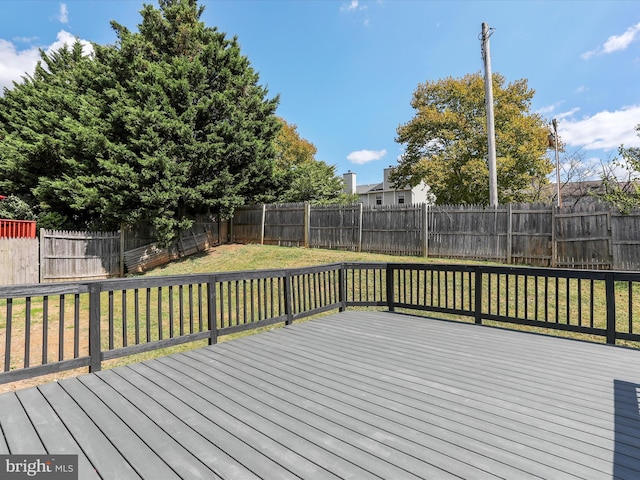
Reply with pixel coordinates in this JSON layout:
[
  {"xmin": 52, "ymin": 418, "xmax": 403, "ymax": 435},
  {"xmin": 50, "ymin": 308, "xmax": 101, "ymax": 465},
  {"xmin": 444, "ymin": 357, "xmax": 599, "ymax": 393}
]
[{"xmin": 1, "ymin": 263, "xmax": 639, "ymax": 384}]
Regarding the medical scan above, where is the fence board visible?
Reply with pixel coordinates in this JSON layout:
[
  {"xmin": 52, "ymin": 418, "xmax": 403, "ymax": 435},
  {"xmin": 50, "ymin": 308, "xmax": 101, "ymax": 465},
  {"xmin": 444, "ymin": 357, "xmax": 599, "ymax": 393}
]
[{"xmin": 0, "ymin": 238, "xmax": 38, "ymax": 285}]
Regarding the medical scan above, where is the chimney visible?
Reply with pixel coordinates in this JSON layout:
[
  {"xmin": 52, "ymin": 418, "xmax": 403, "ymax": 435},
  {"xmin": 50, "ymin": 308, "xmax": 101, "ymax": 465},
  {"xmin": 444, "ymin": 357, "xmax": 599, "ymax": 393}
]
[
  {"xmin": 343, "ymin": 171, "xmax": 356, "ymax": 195},
  {"xmin": 383, "ymin": 166, "xmax": 394, "ymax": 190}
]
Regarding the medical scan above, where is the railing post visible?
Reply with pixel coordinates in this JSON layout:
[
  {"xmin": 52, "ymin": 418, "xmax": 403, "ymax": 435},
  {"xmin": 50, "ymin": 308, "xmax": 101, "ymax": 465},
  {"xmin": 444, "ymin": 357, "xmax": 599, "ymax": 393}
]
[
  {"xmin": 338, "ymin": 265, "xmax": 347, "ymax": 312},
  {"xmin": 207, "ymin": 274, "xmax": 218, "ymax": 345},
  {"xmin": 88, "ymin": 283, "xmax": 102, "ymax": 372},
  {"xmin": 284, "ymin": 272, "xmax": 294, "ymax": 325},
  {"xmin": 605, "ymin": 272, "xmax": 616, "ymax": 345},
  {"xmin": 474, "ymin": 267, "xmax": 483, "ymax": 325},
  {"xmin": 386, "ymin": 264, "xmax": 395, "ymax": 312}
]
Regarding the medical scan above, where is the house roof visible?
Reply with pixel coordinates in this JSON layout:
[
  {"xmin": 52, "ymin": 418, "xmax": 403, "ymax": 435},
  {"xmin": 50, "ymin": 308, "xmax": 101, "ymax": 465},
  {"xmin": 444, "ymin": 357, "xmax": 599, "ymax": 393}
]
[{"xmin": 355, "ymin": 183, "xmax": 383, "ymax": 194}]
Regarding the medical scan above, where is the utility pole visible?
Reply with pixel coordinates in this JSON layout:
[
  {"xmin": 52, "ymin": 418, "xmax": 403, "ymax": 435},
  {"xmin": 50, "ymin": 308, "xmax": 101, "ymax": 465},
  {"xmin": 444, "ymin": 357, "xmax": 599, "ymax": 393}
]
[
  {"xmin": 481, "ymin": 22, "xmax": 498, "ymax": 207},
  {"xmin": 552, "ymin": 118, "xmax": 562, "ymax": 207}
]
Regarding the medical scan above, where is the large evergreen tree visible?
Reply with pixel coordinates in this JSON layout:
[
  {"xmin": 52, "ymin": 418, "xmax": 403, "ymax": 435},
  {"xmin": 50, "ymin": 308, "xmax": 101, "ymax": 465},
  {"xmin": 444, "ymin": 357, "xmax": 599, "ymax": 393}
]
[{"xmin": 0, "ymin": 0, "xmax": 280, "ymax": 243}]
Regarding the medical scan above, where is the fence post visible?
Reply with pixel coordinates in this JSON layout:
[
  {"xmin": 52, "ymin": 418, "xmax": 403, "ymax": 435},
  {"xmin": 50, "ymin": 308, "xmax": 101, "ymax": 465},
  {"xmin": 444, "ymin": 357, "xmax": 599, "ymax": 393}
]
[
  {"xmin": 551, "ymin": 206, "xmax": 557, "ymax": 268},
  {"xmin": 207, "ymin": 274, "xmax": 218, "ymax": 345},
  {"xmin": 474, "ymin": 267, "xmax": 483, "ymax": 325},
  {"xmin": 39, "ymin": 228, "xmax": 45, "ymax": 283},
  {"xmin": 119, "ymin": 224, "xmax": 125, "ymax": 278},
  {"xmin": 506, "ymin": 204, "xmax": 512, "ymax": 264},
  {"xmin": 260, "ymin": 204, "xmax": 266, "ymax": 245},
  {"xmin": 386, "ymin": 265, "xmax": 395, "ymax": 312},
  {"xmin": 357, "ymin": 203, "xmax": 363, "ymax": 252},
  {"xmin": 88, "ymin": 283, "xmax": 102, "ymax": 372},
  {"xmin": 422, "ymin": 203, "xmax": 429, "ymax": 258},
  {"xmin": 605, "ymin": 272, "xmax": 616, "ymax": 344},
  {"xmin": 304, "ymin": 203, "xmax": 310, "ymax": 248}
]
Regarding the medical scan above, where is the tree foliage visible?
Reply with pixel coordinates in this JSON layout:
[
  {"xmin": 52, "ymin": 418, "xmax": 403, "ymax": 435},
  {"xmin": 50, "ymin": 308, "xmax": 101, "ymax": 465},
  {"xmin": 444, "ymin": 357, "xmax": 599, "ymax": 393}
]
[
  {"xmin": 393, "ymin": 72, "xmax": 553, "ymax": 205},
  {"xmin": 599, "ymin": 125, "xmax": 640, "ymax": 212},
  {"xmin": 269, "ymin": 118, "xmax": 353, "ymax": 204},
  {"xmin": 0, "ymin": 0, "xmax": 279, "ymax": 244}
]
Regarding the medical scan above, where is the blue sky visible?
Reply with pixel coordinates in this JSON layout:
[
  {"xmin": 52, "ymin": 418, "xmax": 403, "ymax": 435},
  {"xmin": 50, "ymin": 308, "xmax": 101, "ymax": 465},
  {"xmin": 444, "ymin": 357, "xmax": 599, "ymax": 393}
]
[{"xmin": 1, "ymin": 1, "xmax": 639, "ymax": 186}]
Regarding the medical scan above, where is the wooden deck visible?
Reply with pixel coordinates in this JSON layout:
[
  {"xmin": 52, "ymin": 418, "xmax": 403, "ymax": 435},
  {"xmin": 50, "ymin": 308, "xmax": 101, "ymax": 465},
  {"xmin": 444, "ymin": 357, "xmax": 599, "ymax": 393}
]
[{"xmin": 1, "ymin": 310, "xmax": 639, "ymax": 479}]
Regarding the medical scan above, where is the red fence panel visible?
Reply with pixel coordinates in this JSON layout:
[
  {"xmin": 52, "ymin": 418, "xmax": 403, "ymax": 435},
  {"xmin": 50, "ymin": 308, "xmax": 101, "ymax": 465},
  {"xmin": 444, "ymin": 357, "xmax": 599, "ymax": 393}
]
[{"xmin": 0, "ymin": 219, "xmax": 37, "ymax": 238}]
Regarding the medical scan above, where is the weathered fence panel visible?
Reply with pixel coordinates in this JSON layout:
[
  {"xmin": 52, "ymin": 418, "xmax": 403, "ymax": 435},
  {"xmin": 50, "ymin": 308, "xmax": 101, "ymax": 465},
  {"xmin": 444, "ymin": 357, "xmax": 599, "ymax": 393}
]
[
  {"xmin": 0, "ymin": 238, "xmax": 38, "ymax": 285},
  {"xmin": 611, "ymin": 211, "xmax": 640, "ymax": 270},
  {"xmin": 40, "ymin": 230, "xmax": 121, "ymax": 282},
  {"xmin": 264, "ymin": 203, "xmax": 305, "ymax": 246},
  {"xmin": 310, "ymin": 204, "xmax": 361, "ymax": 251},
  {"xmin": 510, "ymin": 204, "xmax": 552, "ymax": 266},
  {"xmin": 555, "ymin": 203, "xmax": 612, "ymax": 269},
  {"xmin": 362, "ymin": 204, "xmax": 424, "ymax": 256},
  {"xmin": 427, "ymin": 204, "xmax": 509, "ymax": 262},
  {"xmin": 231, "ymin": 206, "xmax": 263, "ymax": 244}
]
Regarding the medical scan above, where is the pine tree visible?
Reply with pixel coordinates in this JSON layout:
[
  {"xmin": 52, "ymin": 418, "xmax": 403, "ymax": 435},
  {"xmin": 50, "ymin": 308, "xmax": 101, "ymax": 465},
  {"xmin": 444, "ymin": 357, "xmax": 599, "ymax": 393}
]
[{"xmin": 0, "ymin": 0, "xmax": 280, "ymax": 243}]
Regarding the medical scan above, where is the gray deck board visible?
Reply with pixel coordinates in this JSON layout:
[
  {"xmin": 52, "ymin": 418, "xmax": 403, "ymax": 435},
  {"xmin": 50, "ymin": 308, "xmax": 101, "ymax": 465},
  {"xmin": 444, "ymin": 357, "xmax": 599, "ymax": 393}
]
[
  {"xmin": 0, "ymin": 310, "xmax": 639, "ymax": 479},
  {"xmin": 15, "ymin": 387, "xmax": 101, "ymax": 480}
]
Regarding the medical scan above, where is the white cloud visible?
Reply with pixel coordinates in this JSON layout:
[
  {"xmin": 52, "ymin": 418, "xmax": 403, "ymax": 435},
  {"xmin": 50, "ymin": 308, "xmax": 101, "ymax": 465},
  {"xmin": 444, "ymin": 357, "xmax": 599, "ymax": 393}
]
[
  {"xmin": 0, "ymin": 30, "xmax": 93, "ymax": 93},
  {"xmin": 58, "ymin": 3, "xmax": 69, "ymax": 24},
  {"xmin": 341, "ymin": 1, "xmax": 359, "ymax": 12},
  {"xmin": 46, "ymin": 30, "xmax": 93, "ymax": 57},
  {"xmin": 575, "ymin": 85, "xmax": 588, "ymax": 94},
  {"xmin": 558, "ymin": 105, "xmax": 640, "ymax": 151},
  {"xmin": 347, "ymin": 149, "xmax": 387, "ymax": 165},
  {"xmin": 581, "ymin": 21, "xmax": 640, "ymax": 59},
  {"xmin": 0, "ymin": 40, "xmax": 41, "ymax": 91}
]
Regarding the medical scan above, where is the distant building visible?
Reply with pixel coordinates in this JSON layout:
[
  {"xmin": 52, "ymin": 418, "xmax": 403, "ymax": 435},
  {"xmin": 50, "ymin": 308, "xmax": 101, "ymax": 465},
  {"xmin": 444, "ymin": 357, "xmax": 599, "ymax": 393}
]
[{"xmin": 343, "ymin": 167, "xmax": 433, "ymax": 206}]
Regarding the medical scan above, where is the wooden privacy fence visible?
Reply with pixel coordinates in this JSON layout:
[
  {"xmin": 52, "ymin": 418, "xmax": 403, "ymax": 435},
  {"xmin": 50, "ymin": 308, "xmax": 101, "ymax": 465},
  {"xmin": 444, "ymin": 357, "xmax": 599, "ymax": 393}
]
[
  {"xmin": 1, "ymin": 262, "xmax": 639, "ymax": 385},
  {"xmin": 0, "ymin": 238, "xmax": 38, "ymax": 285},
  {"xmin": 231, "ymin": 202, "xmax": 640, "ymax": 270},
  {"xmin": 40, "ymin": 230, "xmax": 121, "ymax": 283},
  {"xmin": 1, "ymin": 218, "xmax": 224, "ymax": 285}
]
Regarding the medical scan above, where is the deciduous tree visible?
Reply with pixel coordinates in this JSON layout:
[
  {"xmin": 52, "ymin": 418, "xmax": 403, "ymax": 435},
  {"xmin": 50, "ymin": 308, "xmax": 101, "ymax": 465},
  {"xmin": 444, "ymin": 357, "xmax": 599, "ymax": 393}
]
[
  {"xmin": 393, "ymin": 72, "xmax": 552, "ymax": 205},
  {"xmin": 269, "ymin": 118, "xmax": 353, "ymax": 204}
]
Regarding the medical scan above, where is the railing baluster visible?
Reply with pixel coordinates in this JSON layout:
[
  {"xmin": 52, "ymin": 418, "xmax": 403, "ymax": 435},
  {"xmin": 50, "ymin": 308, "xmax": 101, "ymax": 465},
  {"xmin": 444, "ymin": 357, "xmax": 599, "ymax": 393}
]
[
  {"xmin": 42, "ymin": 296, "xmax": 49, "ymax": 365},
  {"xmin": 24, "ymin": 297, "xmax": 31, "ymax": 368},
  {"xmin": 120, "ymin": 291, "xmax": 127, "ymax": 348},
  {"xmin": 169, "ymin": 286, "xmax": 175, "ymax": 338},
  {"xmin": 59, "ymin": 295, "xmax": 65, "ymax": 362},
  {"xmin": 108, "ymin": 291, "xmax": 114, "ymax": 350},
  {"xmin": 75, "ymin": 294, "xmax": 81, "ymax": 356},
  {"xmin": 134, "ymin": 288, "xmax": 140, "ymax": 345},
  {"xmin": 4, "ymin": 299, "xmax": 12, "ymax": 372}
]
